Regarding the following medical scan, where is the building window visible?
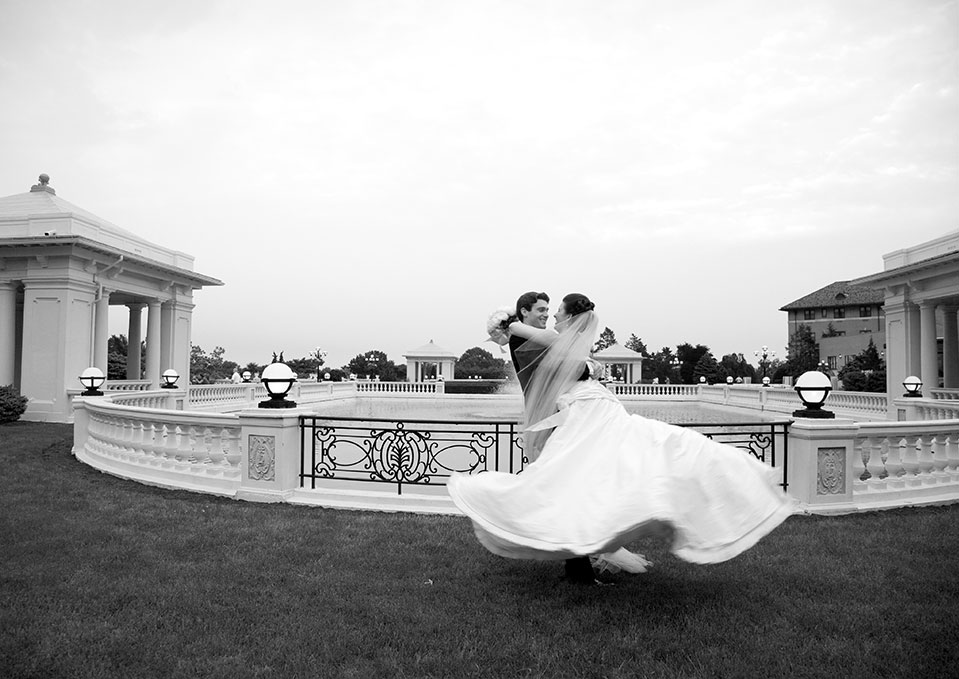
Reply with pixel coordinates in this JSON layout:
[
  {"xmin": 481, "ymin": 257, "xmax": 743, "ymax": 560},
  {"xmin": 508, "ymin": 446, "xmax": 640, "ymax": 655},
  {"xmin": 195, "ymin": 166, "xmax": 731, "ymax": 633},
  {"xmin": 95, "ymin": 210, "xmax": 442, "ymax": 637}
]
[
  {"xmin": 820, "ymin": 308, "xmax": 828, "ymax": 319},
  {"xmin": 860, "ymin": 306, "xmax": 872, "ymax": 317},
  {"xmin": 804, "ymin": 309, "xmax": 816, "ymax": 320},
  {"xmin": 828, "ymin": 356, "xmax": 837, "ymax": 370},
  {"xmin": 833, "ymin": 308, "xmax": 845, "ymax": 319}
]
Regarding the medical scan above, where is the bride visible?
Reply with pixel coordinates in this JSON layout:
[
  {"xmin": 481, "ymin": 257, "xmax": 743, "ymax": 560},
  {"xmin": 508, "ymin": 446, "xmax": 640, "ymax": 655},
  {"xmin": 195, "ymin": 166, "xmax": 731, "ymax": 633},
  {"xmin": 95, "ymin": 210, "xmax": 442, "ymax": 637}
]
[{"xmin": 447, "ymin": 293, "xmax": 794, "ymax": 576}]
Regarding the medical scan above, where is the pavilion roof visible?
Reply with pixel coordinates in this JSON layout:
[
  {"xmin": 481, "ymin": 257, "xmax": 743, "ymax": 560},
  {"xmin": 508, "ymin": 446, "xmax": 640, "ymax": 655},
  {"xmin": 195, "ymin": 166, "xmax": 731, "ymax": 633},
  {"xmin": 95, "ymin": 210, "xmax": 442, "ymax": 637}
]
[
  {"xmin": 0, "ymin": 176, "xmax": 214, "ymax": 278},
  {"xmin": 592, "ymin": 343, "xmax": 643, "ymax": 361},
  {"xmin": 403, "ymin": 340, "xmax": 458, "ymax": 359}
]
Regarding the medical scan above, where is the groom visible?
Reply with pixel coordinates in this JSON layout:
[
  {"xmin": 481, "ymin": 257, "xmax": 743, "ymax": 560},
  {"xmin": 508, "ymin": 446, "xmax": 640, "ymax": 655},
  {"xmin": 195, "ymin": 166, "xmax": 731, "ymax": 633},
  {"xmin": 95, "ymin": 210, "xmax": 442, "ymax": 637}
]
[{"xmin": 510, "ymin": 291, "xmax": 599, "ymax": 586}]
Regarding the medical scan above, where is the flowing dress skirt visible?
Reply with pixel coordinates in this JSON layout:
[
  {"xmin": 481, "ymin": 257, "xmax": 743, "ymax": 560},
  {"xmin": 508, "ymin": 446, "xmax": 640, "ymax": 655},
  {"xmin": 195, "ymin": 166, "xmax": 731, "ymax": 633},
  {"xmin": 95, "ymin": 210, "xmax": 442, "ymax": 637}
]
[{"xmin": 447, "ymin": 382, "xmax": 794, "ymax": 565}]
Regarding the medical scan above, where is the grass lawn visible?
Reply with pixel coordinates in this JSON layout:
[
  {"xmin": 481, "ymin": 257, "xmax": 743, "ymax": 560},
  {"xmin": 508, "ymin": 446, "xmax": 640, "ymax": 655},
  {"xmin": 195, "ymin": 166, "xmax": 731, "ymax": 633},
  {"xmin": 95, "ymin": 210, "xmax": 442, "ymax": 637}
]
[{"xmin": 2, "ymin": 421, "xmax": 958, "ymax": 679}]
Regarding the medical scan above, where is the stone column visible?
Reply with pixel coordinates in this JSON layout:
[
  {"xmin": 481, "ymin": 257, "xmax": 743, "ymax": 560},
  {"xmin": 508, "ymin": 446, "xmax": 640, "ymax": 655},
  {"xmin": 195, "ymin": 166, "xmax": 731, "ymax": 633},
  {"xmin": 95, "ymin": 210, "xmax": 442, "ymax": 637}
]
[
  {"xmin": 942, "ymin": 305, "xmax": 959, "ymax": 389},
  {"xmin": 906, "ymin": 303, "xmax": 922, "ymax": 377},
  {"xmin": 0, "ymin": 282, "xmax": 18, "ymax": 386},
  {"xmin": 882, "ymin": 299, "xmax": 906, "ymax": 405},
  {"xmin": 920, "ymin": 302, "xmax": 939, "ymax": 396},
  {"xmin": 126, "ymin": 303, "xmax": 144, "ymax": 380},
  {"xmin": 160, "ymin": 301, "xmax": 174, "ymax": 374},
  {"xmin": 94, "ymin": 291, "xmax": 110, "ymax": 373},
  {"xmin": 145, "ymin": 300, "xmax": 162, "ymax": 388}
]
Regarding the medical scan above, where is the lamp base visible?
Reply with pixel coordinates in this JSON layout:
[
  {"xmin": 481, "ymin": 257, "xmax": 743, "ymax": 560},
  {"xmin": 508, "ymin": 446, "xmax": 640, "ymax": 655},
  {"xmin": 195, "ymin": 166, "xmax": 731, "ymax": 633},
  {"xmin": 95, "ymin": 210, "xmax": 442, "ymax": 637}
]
[
  {"xmin": 792, "ymin": 408, "xmax": 835, "ymax": 419},
  {"xmin": 258, "ymin": 400, "xmax": 297, "ymax": 409},
  {"xmin": 902, "ymin": 392, "xmax": 922, "ymax": 398},
  {"xmin": 161, "ymin": 384, "xmax": 178, "ymax": 389},
  {"xmin": 80, "ymin": 389, "xmax": 104, "ymax": 397}
]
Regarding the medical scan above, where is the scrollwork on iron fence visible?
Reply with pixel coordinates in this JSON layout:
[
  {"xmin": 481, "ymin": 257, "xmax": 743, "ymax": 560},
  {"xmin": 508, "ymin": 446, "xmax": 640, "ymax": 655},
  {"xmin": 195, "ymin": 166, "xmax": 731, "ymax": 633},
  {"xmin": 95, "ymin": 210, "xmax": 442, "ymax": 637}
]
[
  {"xmin": 692, "ymin": 421, "xmax": 790, "ymax": 489},
  {"xmin": 299, "ymin": 416, "xmax": 789, "ymax": 494},
  {"xmin": 300, "ymin": 416, "xmax": 524, "ymax": 494}
]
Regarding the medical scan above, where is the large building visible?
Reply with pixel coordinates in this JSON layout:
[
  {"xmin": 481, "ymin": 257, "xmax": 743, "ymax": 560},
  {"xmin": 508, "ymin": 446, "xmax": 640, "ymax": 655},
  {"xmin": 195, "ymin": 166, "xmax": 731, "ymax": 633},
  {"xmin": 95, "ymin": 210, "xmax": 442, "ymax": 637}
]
[
  {"xmin": 781, "ymin": 229, "xmax": 959, "ymax": 402},
  {"xmin": 0, "ymin": 175, "xmax": 222, "ymax": 421},
  {"xmin": 780, "ymin": 281, "xmax": 885, "ymax": 371},
  {"xmin": 851, "ymin": 230, "xmax": 959, "ymax": 398}
]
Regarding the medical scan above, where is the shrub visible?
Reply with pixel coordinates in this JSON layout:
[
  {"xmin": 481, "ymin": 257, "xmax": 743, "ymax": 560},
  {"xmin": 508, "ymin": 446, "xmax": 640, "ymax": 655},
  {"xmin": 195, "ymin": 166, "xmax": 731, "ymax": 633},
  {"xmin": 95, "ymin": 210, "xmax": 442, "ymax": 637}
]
[
  {"xmin": 0, "ymin": 385, "xmax": 28, "ymax": 424},
  {"xmin": 841, "ymin": 370, "xmax": 886, "ymax": 393}
]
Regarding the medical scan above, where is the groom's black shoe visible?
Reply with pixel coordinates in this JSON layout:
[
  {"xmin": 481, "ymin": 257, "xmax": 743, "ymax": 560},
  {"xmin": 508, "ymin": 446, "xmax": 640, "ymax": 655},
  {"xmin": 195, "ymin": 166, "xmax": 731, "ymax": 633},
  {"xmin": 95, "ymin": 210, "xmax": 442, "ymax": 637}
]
[{"xmin": 564, "ymin": 557, "xmax": 597, "ymax": 585}]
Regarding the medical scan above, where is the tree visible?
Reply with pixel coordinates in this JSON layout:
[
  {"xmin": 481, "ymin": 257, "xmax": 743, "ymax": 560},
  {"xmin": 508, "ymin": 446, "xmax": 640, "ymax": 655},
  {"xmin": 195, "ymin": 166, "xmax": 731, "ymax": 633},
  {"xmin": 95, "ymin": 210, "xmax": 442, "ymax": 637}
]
[
  {"xmin": 242, "ymin": 362, "xmax": 264, "ymax": 378},
  {"xmin": 593, "ymin": 327, "xmax": 617, "ymax": 353},
  {"xmin": 107, "ymin": 334, "xmax": 145, "ymax": 381},
  {"xmin": 454, "ymin": 347, "xmax": 508, "ymax": 379},
  {"xmin": 838, "ymin": 339, "xmax": 886, "ymax": 393},
  {"xmin": 624, "ymin": 333, "xmax": 648, "ymax": 356},
  {"xmin": 344, "ymin": 349, "xmax": 404, "ymax": 381},
  {"xmin": 782, "ymin": 325, "xmax": 819, "ymax": 378},
  {"xmin": 693, "ymin": 352, "xmax": 720, "ymax": 384},
  {"xmin": 718, "ymin": 353, "xmax": 756, "ymax": 383},
  {"xmin": 821, "ymin": 322, "xmax": 843, "ymax": 338},
  {"xmin": 318, "ymin": 367, "xmax": 347, "ymax": 382},
  {"xmin": 839, "ymin": 338, "xmax": 884, "ymax": 377},
  {"xmin": 643, "ymin": 347, "xmax": 677, "ymax": 383},
  {"xmin": 190, "ymin": 344, "xmax": 231, "ymax": 384},
  {"xmin": 284, "ymin": 356, "xmax": 324, "ymax": 379},
  {"xmin": 675, "ymin": 343, "xmax": 711, "ymax": 384}
]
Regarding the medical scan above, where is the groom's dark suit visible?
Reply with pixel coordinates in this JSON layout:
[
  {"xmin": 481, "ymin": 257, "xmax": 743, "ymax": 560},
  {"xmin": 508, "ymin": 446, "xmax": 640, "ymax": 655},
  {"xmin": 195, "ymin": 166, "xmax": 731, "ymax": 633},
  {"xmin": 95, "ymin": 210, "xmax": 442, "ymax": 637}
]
[{"xmin": 509, "ymin": 333, "xmax": 596, "ymax": 584}]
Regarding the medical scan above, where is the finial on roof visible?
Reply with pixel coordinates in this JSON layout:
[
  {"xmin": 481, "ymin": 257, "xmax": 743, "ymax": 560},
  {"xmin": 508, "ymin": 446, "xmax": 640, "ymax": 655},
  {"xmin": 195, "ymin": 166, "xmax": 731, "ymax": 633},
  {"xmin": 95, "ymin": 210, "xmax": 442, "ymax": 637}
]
[{"xmin": 30, "ymin": 173, "xmax": 55, "ymax": 195}]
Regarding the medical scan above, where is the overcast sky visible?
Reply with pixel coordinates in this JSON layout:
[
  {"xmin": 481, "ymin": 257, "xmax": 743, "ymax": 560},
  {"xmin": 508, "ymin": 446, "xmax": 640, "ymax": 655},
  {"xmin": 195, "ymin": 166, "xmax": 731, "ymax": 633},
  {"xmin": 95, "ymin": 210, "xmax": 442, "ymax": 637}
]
[{"xmin": 1, "ymin": 0, "xmax": 956, "ymax": 369}]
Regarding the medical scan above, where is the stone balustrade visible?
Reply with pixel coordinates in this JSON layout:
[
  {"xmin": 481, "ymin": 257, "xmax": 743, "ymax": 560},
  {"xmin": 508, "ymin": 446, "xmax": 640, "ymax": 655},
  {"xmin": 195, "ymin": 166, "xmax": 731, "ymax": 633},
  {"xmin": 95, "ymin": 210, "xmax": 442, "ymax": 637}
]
[
  {"xmin": 356, "ymin": 381, "xmax": 443, "ymax": 394},
  {"xmin": 606, "ymin": 383, "xmax": 699, "ymax": 398},
  {"xmin": 70, "ymin": 382, "xmax": 959, "ymax": 515},
  {"xmin": 109, "ymin": 390, "xmax": 185, "ymax": 410},
  {"xmin": 73, "ymin": 397, "xmax": 242, "ymax": 496},
  {"xmin": 104, "ymin": 380, "xmax": 152, "ymax": 392},
  {"xmin": 910, "ymin": 401, "xmax": 959, "ymax": 420},
  {"xmin": 853, "ymin": 421, "xmax": 959, "ymax": 510},
  {"xmin": 188, "ymin": 384, "xmax": 261, "ymax": 411},
  {"xmin": 931, "ymin": 388, "xmax": 959, "ymax": 401}
]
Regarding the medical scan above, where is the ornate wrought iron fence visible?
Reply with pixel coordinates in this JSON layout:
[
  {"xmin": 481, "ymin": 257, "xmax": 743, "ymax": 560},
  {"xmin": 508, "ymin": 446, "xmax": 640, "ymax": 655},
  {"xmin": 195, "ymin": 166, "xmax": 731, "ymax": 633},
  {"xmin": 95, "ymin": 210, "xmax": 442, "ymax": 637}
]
[
  {"xmin": 299, "ymin": 416, "xmax": 790, "ymax": 495},
  {"xmin": 692, "ymin": 421, "xmax": 791, "ymax": 490}
]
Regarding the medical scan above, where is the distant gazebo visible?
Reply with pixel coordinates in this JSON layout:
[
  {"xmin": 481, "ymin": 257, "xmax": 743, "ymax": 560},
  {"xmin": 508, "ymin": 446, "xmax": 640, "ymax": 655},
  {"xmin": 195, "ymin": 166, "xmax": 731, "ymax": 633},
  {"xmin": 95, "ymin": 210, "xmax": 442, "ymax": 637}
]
[
  {"xmin": 403, "ymin": 340, "xmax": 457, "ymax": 382},
  {"xmin": 0, "ymin": 174, "xmax": 222, "ymax": 421},
  {"xmin": 592, "ymin": 343, "xmax": 643, "ymax": 383}
]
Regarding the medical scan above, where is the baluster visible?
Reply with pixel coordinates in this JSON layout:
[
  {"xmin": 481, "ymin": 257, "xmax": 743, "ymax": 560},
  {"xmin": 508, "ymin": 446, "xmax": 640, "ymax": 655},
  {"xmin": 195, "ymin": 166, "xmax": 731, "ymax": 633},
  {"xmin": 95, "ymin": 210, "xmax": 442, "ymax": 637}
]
[
  {"xmin": 931, "ymin": 434, "xmax": 949, "ymax": 481},
  {"xmin": 946, "ymin": 433, "xmax": 959, "ymax": 480},
  {"xmin": 98, "ymin": 415, "xmax": 111, "ymax": 455},
  {"xmin": 117, "ymin": 418, "xmax": 132, "ymax": 460},
  {"xmin": 180, "ymin": 425, "xmax": 198, "ymax": 464},
  {"xmin": 157, "ymin": 423, "xmax": 174, "ymax": 464},
  {"xmin": 884, "ymin": 437, "xmax": 905, "ymax": 488},
  {"xmin": 130, "ymin": 420, "xmax": 145, "ymax": 460},
  {"xmin": 915, "ymin": 434, "xmax": 936, "ymax": 484},
  {"xmin": 222, "ymin": 428, "xmax": 242, "ymax": 468},
  {"xmin": 853, "ymin": 437, "xmax": 869, "ymax": 486},
  {"xmin": 139, "ymin": 422, "xmax": 156, "ymax": 461},
  {"xmin": 900, "ymin": 436, "xmax": 921, "ymax": 487},
  {"xmin": 85, "ymin": 413, "xmax": 100, "ymax": 455},
  {"xmin": 204, "ymin": 427, "xmax": 223, "ymax": 468},
  {"xmin": 191, "ymin": 426, "xmax": 209, "ymax": 464},
  {"xmin": 865, "ymin": 437, "xmax": 887, "ymax": 488}
]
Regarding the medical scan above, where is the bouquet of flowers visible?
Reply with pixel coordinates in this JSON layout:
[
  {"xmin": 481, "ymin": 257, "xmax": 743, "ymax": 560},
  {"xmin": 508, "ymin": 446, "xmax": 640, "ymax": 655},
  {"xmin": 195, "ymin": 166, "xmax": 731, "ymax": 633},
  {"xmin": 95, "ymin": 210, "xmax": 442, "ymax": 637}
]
[{"xmin": 486, "ymin": 306, "xmax": 517, "ymax": 347}]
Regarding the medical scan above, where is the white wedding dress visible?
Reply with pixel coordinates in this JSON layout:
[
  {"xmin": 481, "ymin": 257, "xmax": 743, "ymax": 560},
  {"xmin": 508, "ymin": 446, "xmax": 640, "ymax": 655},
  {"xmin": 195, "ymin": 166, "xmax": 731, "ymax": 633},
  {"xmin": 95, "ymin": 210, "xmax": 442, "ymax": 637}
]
[{"xmin": 447, "ymin": 381, "xmax": 794, "ymax": 567}]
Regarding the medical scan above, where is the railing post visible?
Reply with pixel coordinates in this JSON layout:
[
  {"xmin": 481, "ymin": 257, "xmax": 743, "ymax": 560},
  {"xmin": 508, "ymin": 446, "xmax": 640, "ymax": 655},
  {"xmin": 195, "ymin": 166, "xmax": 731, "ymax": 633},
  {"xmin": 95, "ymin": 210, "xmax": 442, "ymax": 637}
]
[
  {"xmin": 786, "ymin": 418, "xmax": 860, "ymax": 513},
  {"xmin": 235, "ymin": 407, "xmax": 306, "ymax": 502},
  {"xmin": 72, "ymin": 399, "xmax": 91, "ymax": 457}
]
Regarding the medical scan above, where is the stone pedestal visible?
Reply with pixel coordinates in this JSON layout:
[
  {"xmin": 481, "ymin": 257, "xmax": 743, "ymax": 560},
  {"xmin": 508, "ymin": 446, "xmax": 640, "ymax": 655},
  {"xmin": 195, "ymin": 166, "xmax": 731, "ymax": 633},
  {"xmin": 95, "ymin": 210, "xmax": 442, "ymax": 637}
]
[
  {"xmin": 236, "ymin": 407, "xmax": 307, "ymax": 502},
  {"xmin": 787, "ymin": 418, "xmax": 859, "ymax": 513}
]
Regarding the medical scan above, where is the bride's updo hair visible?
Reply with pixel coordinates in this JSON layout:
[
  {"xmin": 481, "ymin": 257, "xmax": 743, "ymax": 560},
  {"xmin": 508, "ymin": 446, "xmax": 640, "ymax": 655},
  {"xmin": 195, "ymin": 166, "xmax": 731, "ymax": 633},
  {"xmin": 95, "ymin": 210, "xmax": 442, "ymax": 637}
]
[{"xmin": 562, "ymin": 293, "xmax": 595, "ymax": 317}]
